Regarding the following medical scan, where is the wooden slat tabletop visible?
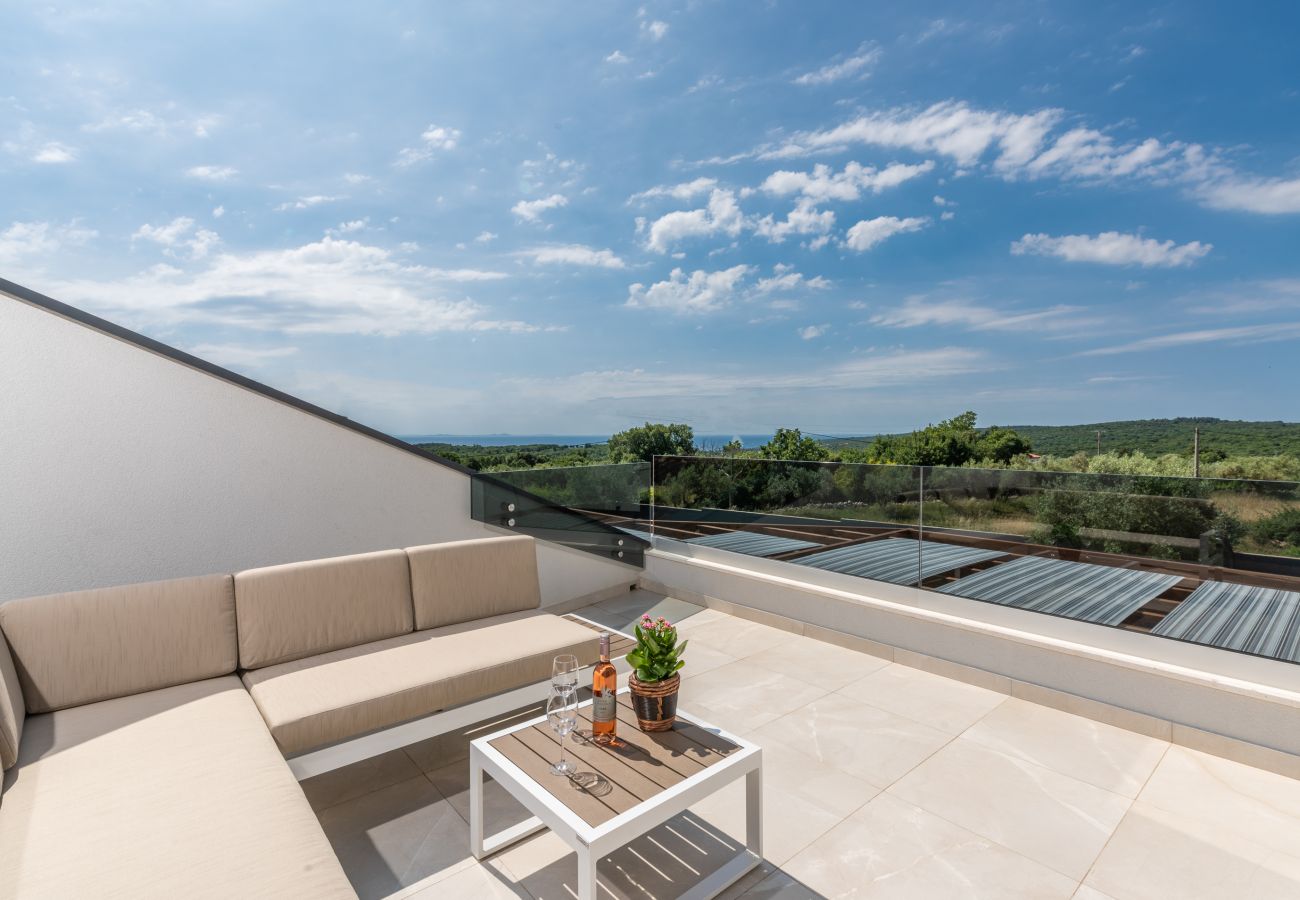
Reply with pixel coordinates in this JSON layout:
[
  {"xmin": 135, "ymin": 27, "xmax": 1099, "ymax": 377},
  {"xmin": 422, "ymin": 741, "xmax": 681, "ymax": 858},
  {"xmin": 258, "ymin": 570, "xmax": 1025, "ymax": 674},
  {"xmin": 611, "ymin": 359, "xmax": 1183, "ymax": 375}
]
[{"xmin": 487, "ymin": 697, "xmax": 741, "ymax": 827}]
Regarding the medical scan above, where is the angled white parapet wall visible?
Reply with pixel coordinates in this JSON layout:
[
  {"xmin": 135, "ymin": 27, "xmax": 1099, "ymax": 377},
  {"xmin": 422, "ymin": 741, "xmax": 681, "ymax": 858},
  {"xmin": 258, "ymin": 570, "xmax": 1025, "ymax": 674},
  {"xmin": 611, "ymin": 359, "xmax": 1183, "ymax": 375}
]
[
  {"xmin": 0, "ymin": 289, "xmax": 636, "ymax": 606},
  {"xmin": 646, "ymin": 540, "xmax": 1300, "ymax": 761}
]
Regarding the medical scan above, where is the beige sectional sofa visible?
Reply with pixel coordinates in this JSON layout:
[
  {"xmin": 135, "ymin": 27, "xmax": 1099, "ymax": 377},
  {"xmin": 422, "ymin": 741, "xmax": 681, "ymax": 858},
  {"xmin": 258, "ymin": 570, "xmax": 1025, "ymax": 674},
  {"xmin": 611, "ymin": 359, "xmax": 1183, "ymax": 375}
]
[{"xmin": 0, "ymin": 535, "xmax": 600, "ymax": 898}]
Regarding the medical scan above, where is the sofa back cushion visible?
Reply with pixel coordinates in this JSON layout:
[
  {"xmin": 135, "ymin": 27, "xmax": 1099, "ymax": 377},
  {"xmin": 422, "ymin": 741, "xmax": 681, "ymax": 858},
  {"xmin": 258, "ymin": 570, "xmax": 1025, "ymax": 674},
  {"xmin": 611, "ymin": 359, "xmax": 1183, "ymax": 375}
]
[
  {"xmin": 0, "ymin": 574, "xmax": 238, "ymax": 715},
  {"xmin": 235, "ymin": 549, "xmax": 413, "ymax": 669},
  {"xmin": 0, "ymin": 631, "xmax": 23, "ymax": 770},
  {"xmin": 406, "ymin": 536, "xmax": 541, "ymax": 631}
]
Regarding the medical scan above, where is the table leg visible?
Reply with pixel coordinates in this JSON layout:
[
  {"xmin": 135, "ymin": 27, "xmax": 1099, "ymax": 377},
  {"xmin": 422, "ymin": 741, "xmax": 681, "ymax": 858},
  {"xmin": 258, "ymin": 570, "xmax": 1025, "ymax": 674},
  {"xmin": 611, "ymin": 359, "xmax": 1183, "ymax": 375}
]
[
  {"xmin": 578, "ymin": 846, "xmax": 597, "ymax": 900},
  {"xmin": 745, "ymin": 766, "xmax": 763, "ymax": 858},
  {"xmin": 469, "ymin": 753, "xmax": 486, "ymax": 859}
]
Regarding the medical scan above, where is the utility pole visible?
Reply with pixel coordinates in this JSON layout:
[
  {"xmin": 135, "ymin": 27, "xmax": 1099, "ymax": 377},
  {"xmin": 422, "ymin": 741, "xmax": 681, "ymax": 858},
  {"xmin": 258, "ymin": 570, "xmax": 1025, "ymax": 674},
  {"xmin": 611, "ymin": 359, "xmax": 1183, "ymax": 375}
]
[
  {"xmin": 1193, "ymin": 426, "xmax": 1200, "ymax": 478},
  {"xmin": 1095, "ymin": 430, "xmax": 1101, "ymax": 456}
]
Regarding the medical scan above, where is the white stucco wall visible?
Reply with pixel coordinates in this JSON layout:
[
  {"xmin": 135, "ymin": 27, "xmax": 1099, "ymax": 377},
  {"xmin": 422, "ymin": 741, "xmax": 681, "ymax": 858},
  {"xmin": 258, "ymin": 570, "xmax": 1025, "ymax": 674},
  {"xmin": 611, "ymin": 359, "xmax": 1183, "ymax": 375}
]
[{"xmin": 0, "ymin": 294, "xmax": 636, "ymax": 605}]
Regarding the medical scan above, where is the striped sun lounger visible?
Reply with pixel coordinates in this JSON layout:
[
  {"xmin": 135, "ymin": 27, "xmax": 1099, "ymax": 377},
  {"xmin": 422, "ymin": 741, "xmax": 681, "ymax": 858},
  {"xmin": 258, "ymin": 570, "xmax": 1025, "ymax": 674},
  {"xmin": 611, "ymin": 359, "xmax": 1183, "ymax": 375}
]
[
  {"xmin": 1152, "ymin": 581, "xmax": 1300, "ymax": 664},
  {"xmin": 794, "ymin": 537, "xmax": 1005, "ymax": 585},
  {"xmin": 686, "ymin": 531, "xmax": 821, "ymax": 557},
  {"xmin": 939, "ymin": 555, "xmax": 1182, "ymax": 626}
]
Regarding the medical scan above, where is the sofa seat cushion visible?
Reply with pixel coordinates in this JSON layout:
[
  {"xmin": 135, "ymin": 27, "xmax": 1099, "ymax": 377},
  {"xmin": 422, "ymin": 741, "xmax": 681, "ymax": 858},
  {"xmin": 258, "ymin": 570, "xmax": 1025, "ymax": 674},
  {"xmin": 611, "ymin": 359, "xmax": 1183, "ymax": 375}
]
[
  {"xmin": 0, "ymin": 677, "xmax": 355, "ymax": 899},
  {"xmin": 243, "ymin": 611, "xmax": 600, "ymax": 756}
]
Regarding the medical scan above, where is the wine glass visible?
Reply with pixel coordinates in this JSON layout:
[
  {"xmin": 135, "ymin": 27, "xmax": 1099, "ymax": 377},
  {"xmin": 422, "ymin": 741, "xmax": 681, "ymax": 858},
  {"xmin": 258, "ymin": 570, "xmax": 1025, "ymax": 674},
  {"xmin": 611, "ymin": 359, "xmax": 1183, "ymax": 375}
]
[
  {"xmin": 546, "ymin": 688, "xmax": 577, "ymax": 776},
  {"xmin": 552, "ymin": 654, "xmax": 579, "ymax": 694}
]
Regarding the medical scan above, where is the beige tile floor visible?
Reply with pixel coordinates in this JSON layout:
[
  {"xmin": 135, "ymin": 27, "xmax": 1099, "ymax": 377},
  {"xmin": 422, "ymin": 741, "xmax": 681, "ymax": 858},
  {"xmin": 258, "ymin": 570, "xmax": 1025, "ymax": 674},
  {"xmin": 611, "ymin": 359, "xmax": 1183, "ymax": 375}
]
[{"xmin": 304, "ymin": 589, "xmax": 1300, "ymax": 899}]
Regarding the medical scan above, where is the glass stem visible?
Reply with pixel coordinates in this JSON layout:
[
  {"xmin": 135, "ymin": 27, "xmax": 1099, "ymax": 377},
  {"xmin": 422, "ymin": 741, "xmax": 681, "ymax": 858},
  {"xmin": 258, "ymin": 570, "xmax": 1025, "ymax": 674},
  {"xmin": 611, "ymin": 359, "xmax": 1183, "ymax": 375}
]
[{"xmin": 559, "ymin": 736, "xmax": 566, "ymax": 769}]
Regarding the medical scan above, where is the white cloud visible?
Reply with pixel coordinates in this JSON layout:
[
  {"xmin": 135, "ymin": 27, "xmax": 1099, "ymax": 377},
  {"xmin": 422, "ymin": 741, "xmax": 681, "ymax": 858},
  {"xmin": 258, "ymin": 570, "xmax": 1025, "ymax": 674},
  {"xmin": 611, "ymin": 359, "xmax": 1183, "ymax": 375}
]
[
  {"xmin": 843, "ymin": 215, "xmax": 929, "ymax": 251},
  {"xmin": 133, "ymin": 217, "xmax": 196, "ymax": 246},
  {"xmin": 395, "ymin": 124, "xmax": 461, "ymax": 167},
  {"xmin": 520, "ymin": 244, "xmax": 626, "ymax": 269},
  {"xmin": 642, "ymin": 19, "xmax": 668, "ymax": 41},
  {"xmin": 1198, "ymin": 176, "xmax": 1300, "ymax": 214},
  {"xmin": 512, "ymin": 193, "xmax": 569, "ymax": 222},
  {"xmin": 762, "ymin": 101, "xmax": 1064, "ymax": 168},
  {"xmin": 329, "ymin": 218, "xmax": 369, "ymax": 235},
  {"xmin": 605, "ymin": 50, "xmax": 630, "ymax": 63},
  {"xmin": 36, "ymin": 237, "xmax": 524, "ymax": 337},
  {"xmin": 343, "ymin": 173, "xmax": 372, "ymax": 185},
  {"xmin": 793, "ymin": 45, "xmax": 880, "ymax": 86},
  {"xmin": 869, "ymin": 296, "xmax": 1098, "ymax": 332},
  {"xmin": 500, "ymin": 346, "xmax": 993, "ymax": 412},
  {"xmin": 626, "ymin": 265, "xmax": 751, "ymax": 315},
  {"xmin": 933, "ymin": 195, "xmax": 952, "ymax": 206},
  {"xmin": 1189, "ymin": 279, "xmax": 1300, "ymax": 316},
  {"xmin": 33, "ymin": 142, "xmax": 76, "ymax": 163},
  {"xmin": 278, "ymin": 346, "xmax": 993, "ymax": 435},
  {"xmin": 644, "ymin": 189, "xmax": 744, "ymax": 253},
  {"xmin": 798, "ymin": 324, "xmax": 828, "ymax": 340},
  {"xmin": 760, "ymin": 160, "xmax": 933, "ymax": 202},
  {"xmin": 187, "ymin": 164, "xmax": 238, "ymax": 181},
  {"xmin": 212, "ymin": 205, "xmax": 225, "ymax": 218},
  {"xmin": 519, "ymin": 152, "xmax": 583, "ymax": 193},
  {"xmin": 1081, "ymin": 322, "xmax": 1300, "ymax": 356},
  {"xmin": 275, "ymin": 194, "xmax": 343, "ymax": 211},
  {"xmin": 82, "ymin": 108, "xmax": 221, "ymax": 139},
  {"xmin": 474, "ymin": 230, "xmax": 498, "ymax": 243},
  {"xmin": 753, "ymin": 199, "xmax": 835, "ymax": 244},
  {"xmin": 1011, "ymin": 231, "xmax": 1211, "ymax": 267},
  {"xmin": 420, "ymin": 125, "xmax": 459, "ymax": 149},
  {"xmin": 188, "ymin": 343, "xmax": 299, "ymax": 369},
  {"xmin": 0, "ymin": 220, "xmax": 97, "ymax": 266},
  {"xmin": 752, "ymin": 99, "xmax": 1300, "ymax": 216},
  {"xmin": 743, "ymin": 100, "xmax": 1240, "ymax": 197},
  {"xmin": 627, "ymin": 177, "xmax": 718, "ymax": 203},
  {"xmin": 754, "ymin": 265, "xmax": 831, "ymax": 294},
  {"xmin": 131, "ymin": 216, "xmax": 221, "ymax": 260}
]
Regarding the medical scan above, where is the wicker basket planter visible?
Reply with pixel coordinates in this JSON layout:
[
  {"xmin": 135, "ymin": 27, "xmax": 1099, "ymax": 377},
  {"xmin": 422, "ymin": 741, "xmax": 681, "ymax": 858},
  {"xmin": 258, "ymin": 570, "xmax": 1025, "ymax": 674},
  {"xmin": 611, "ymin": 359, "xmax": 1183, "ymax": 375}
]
[{"xmin": 628, "ymin": 673, "xmax": 680, "ymax": 732}]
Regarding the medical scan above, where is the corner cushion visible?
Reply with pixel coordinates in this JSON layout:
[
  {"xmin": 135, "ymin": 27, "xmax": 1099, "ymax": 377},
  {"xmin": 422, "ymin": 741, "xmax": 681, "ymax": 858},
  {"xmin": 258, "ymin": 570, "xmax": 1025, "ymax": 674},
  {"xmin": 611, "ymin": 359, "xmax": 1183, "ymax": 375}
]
[
  {"xmin": 0, "ymin": 677, "xmax": 353, "ymax": 898},
  {"xmin": 243, "ymin": 610, "xmax": 599, "ymax": 756}
]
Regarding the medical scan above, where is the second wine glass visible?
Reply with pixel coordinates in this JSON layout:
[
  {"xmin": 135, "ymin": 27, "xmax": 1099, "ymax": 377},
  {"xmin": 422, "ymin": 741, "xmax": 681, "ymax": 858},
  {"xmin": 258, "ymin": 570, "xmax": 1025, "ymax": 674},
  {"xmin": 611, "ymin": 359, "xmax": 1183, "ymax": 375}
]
[
  {"xmin": 546, "ymin": 688, "xmax": 577, "ymax": 776},
  {"xmin": 552, "ymin": 654, "xmax": 579, "ymax": 694}
]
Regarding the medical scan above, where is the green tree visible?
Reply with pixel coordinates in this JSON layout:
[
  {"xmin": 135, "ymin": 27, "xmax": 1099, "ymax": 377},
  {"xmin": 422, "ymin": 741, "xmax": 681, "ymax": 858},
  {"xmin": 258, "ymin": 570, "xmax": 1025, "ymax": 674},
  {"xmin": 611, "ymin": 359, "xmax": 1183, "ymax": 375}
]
[
  {"xmin": 866, "ymin": 411, "xmax": 1031, "ymax": 467},
  {"xmin": 975, "ymin": 426, "xmax": 1033, "ymax": 464},
  {"xmin": 608, "ymin": 422, "xmax": 696, "ymax": 462},
  {"xmin": 758, "ymin": 428, "xmax": 829, "ymax": 461}
]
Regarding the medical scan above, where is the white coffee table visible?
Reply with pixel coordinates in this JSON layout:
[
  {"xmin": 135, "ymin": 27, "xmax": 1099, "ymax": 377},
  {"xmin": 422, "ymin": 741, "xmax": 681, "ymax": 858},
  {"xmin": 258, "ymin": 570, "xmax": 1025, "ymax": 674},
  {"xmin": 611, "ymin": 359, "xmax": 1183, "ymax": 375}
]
[{"xmin": 469, "ymin": 689, "xmax": 762, "ymax": 900}]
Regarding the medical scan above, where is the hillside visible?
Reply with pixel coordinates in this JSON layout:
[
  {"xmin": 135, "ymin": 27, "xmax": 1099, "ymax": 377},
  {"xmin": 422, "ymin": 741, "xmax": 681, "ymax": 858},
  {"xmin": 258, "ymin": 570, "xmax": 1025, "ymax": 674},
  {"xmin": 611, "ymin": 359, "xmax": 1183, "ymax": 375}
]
[
  {"xmin": 822, "ymin": 418, "xmax": 1300, "ymax": 458},
  {"xmin": 1009, "ymin": 418, "xmax": 1300, "ymax": 458}
]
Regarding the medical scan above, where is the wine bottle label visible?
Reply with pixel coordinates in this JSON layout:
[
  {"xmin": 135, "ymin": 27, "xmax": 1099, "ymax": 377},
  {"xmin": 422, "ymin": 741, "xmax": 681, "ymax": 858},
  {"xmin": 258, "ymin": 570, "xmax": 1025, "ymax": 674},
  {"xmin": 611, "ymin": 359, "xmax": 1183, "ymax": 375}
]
[{"xmin": 592, "ymin": 693, "xmax": 617, "ymax": 723}]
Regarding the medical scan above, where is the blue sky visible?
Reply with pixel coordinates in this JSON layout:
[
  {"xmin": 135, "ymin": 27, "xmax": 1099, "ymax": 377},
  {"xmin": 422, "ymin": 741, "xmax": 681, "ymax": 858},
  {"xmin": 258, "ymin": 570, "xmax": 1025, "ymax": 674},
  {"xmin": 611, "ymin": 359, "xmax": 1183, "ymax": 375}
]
[{"xmin": 3, "ymin": 1, "xmax": 1299, "ymax": 437}]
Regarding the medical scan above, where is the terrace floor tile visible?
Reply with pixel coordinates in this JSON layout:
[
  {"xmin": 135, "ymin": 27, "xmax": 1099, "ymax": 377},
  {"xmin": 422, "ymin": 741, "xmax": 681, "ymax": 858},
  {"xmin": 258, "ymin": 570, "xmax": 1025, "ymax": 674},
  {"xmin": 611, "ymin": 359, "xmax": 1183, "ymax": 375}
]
[
  {"xmin": 961, "ymin": 697, "xmax": 1168, "ymax": 798},
  {"xmin": 836, "ymin": 663, "xmax": 1007, "ymax": 734},
  {"xmin": 760, "ymin": 792, "xmax": 1077, "ymax": 899},
  {"xmin": 888, "ymin": 738, "xmax": 1132, "ymax": 881}
]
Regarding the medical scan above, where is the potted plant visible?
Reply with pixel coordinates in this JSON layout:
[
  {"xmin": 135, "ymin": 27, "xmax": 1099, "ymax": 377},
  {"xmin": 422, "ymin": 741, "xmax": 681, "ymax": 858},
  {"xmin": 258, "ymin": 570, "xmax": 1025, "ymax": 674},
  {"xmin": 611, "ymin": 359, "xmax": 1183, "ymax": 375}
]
[{"xmin": 626, "ymin": 615, "xmax": 687, "ymax": 732}]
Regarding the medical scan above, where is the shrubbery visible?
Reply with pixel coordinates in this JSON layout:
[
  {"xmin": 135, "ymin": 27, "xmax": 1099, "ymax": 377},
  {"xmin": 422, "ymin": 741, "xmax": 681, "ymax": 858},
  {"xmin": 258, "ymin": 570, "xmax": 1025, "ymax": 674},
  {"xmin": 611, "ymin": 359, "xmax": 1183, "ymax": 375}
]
[{"xmin": 1252, "ymin": 508, "xmax": 1300, "ymax": 548}]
